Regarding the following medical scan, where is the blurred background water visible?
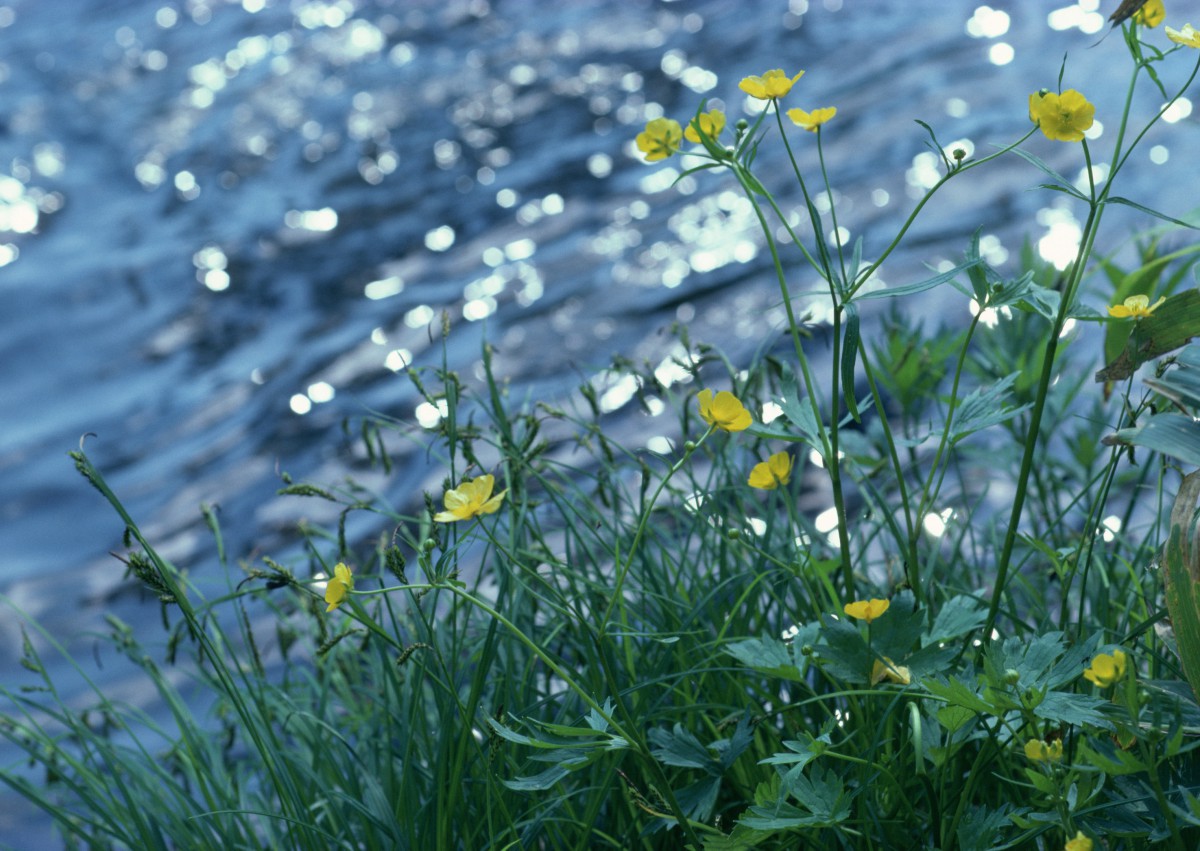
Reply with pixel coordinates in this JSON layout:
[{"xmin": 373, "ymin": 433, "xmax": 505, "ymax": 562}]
[{"xmin": 0, "ymin": 0, "xmax": 1196, "ymax": 844}]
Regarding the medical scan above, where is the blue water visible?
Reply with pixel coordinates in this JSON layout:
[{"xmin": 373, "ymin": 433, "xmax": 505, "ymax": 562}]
[{"xmin": 0, "ymin": 0, "xmax": 1194, "ymax": 845}]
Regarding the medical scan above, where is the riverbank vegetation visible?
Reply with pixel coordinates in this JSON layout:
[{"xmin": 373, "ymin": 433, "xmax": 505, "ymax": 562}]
[{"xmin": 5, "ymin": 8, "xmax": 1200, "ymax": 850}]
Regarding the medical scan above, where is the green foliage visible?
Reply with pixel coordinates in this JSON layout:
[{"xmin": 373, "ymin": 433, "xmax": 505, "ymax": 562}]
[{"xmin": 7, "ymin": 16, "xmax": 1200, "ymax": 851}]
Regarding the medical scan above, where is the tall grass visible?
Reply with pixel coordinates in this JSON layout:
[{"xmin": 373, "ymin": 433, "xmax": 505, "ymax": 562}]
[{"xmin": 5, "ymin": 12, "xmax": 1200, "ymax": 850}]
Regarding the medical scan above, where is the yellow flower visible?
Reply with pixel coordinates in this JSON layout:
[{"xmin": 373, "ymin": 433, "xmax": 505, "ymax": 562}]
[
  {"xmin": 1024, "ymin": 738, "xmax": 1064, "ymax": 763},
  {"xmin": 684, "ymin": 109, "xmax": 726, "ymax": 144},
  {"xmin": 1029, "ymin": 89, "xmax": 1095, "ymax": 142},
  {"xmin": 636, "ymin": 117, "xmax": 682, "ymax": 162},
  {"xmin": 1134, "ymin": 0, "xmax": 1165, "ymax": 27},
  {"xmin": 697, "ymin": 389, "xmax": 752, "ymax": 432},
  {"xmin": 1167, "ymin": 23, "xmax": 1200, "ymax": 47},
  {"xmin": 786, "ymin": 106, "xmax": 837, "ymax": 132},
  {"xmin": 324, "ymin": 562, "xmax": 354, "ymax": 612},
  {"xmin": 1108, "ymin": 294, "xmax": 1166, "ymax": 318},
  {"xmin": 871, "ymin": 657, "xmax": 911, "ymax": 685},
  {"xmin": 1064, "ymin": 831, "xmax": 1093, "ymax": 851},
  {"xmin": 1083, "ymin": 648, "xmax": 1127, "ymax": 687},
  {"xmin": 748, "ymin": 451, "xmax": 793, "ymax": 490},
  {"xmin": 739, "ymin": 68, "xmax": 804, "ymax": 100},
  {"xmin": 843, "ymin": 598, "xmax": 890, "ymax": 623},
  {"xmin": 433, "ymin": 474, "xmax": 508, "ymax": 522}
]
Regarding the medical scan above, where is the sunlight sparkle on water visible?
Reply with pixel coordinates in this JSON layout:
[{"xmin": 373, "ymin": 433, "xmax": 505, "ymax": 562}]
[
  {"xmin": 384, "ymin": 349, "xmax": 412, "ymax": 372},
  {"xmin": 285, "ymin": 207, "xmax": 338, "ymax": 232},
  {"xmin": 307, "ymin": 381, "xmax": 335, "ymax": 403},
  {"xmin": 1036, "ymin": 207, "xmax": 1082, "ymax": 270},
  {"xmin": 970, "ymin": 299, "xmax": 1012, "ymax": 328},
  {"xmin": 966, "ymin": 6, "xmax": 1011, "ymax": 38},
  {"xmin": 923, "ymin": 508, "xmax": 954, "ymax": 538},
  {"xmin": 416, "ymin": 400, "xmax": 449, "ymax": 429},
  {"xmin": 988, "ymin": 43, "xmax": 1014, "ymax": 65},
  {"xmin": 1047, "ymin": 3, "xmax": 1104, "ymax": 33},
  {"xmin": 1163, "ymin": 98, "xmax": 1193, "ymax": 124},
  {"xmin": 405, "ymin": 305, "xmax": 434, "ymax": 328},
  {"xmin": 365, "ymin": 276, "xmax": 404, "ymax": 300},
  {"xmin": 425, "ymin": 225, "xmax": 455, "ymax": 251}
]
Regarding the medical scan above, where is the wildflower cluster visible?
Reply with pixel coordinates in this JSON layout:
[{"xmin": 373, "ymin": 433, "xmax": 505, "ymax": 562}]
[{"xmin": 636, "ymin": 66, "xmax": 837, "ymax": 165}]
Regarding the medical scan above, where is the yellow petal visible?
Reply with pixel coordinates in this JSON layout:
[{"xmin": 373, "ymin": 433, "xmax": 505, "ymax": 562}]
[
  {"xmin": 324, "ymin": 566, "xmax": 351, "ymax": 611},
  {"xmin": 748, "ymin": 451, "xmax": 793, "ymax": 489},
  {"xmin": 844, "ymin": 598, "xmax": 890, "ymax": 623},
  {"xmin": 1167, "ymin": 23, "xmax": 1200, "ymax": 48},
  {"xmin": 478, "ymin": 489, "xmax": 508, "ymax": 516}
]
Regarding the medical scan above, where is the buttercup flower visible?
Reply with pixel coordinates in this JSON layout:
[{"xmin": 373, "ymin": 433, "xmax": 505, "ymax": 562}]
[
  {"xmin": 1166, "ymin": 23, "xmax": 1200, "ymax": 48},
  {"xmin": 324, "ymin": 562, "xmax": 354, "ymax": 612},
  {"xmin": 871, "ymin": 657, "xmax": 911, "ymax": 685},
  {"xmin": 844, "ymin": 598, "xmax": 890, "ymax": 623},
  {"xmin": 636, "ymin": 117, "xmax": 682, "ymax": 162},
  {"xmin": 1029, "ymin": 89, "xmax": 1095, "ymax": 142},
  {"xmin": 1024, "ymin": 738, "xmax": 1064, "ymax": 763},
  {"xmin": 1108, "ymin": 294, "xmax": 1166, "ymax": 318},
  {"xmin": 1134, "ymin": 0, "xmax": 1165, "ymax": 27},
  {"xmin": 1065, "ymin": 831, "xmax": 1093, "ymax": 851},
  {"xmin": 434, "ymin": 474, "xmax": 508, "ymax": 522},
  {"xmin": 684, "ymin": 109, "xmax": 726, "ymax": 144},
  {"xmin": 748, "ymin": 451, "xmax": 793, "ymax": 489},
  {"xmin": 697, "ymin": 389, "xmax": 752, "ymax": 432},
  {"xmin": 1083, "ymin": 648, "xmax": 1127, "ymax": 687},
  {"xmin": 739, "ymin": 68, "xmax": 804, "ymax": 100},
  {"xmin": 786, "ymin": 106, "xmax": 837, "ymax": 132}
]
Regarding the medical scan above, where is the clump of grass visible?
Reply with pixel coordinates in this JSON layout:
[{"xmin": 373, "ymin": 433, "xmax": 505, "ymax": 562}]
[{"xmin": 6, "ymin": 12, "xmax": 1200, "ymax": 851}]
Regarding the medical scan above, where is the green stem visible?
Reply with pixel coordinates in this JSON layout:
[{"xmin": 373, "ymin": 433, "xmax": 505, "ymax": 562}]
[{"xmin": 984, "ymin": 181, "xmax": 1102, "ymax": 640}]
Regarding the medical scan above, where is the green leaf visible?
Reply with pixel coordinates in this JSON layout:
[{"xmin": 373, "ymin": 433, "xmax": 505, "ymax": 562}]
[
  {"xmin": 676, "ymin": 777, "xmax": 722, "ymax": 821},
  {"xmin": 813, "ymin": 613, "xmax": 873, "ymax": 684},
  {"xmin": 755, "ymin": 366, "xmax": 826, "ymax": 453},
  {"xmin": 759, "ymin": 733, "xmax": 830, "ymax": 787},
  {"xmin": 841, "ymin": 302, "xmax": 862, "ymax": 422},
  {"xmin": 947, "ymin": 373, "xmax": 1032, "ymax": 444},
  {"xmin": 925, "ymin": 595, "xmax": 987, "ymax": 645},
  {"xmin": 1076, "ymin": 739, "xmax": 1147, "ymax": 776},
  {"xmin": 853, "ymin": 257, "xmax": 977, "ymax": 301},
  {"xmin": 726, "ymin": 628, "xmax": 816, "ymax": 682},
  {"xmin": 1009, "ymin": 147, "xmax": 1079, "ymax": 196},
  {"xmin": 649, "ymin": 724, "xmax": 719, "ymax": 772},
  {"xmin": 742, "ymin": 765, "xmax": 854, "ymax": 830},
  {"xmin": 501, "ymin": 765, "xmax": 570, "ymax": 791},
  {"xmin": 1108, "ymin": 412, "xmax": 1200, "ymax": 468},
  {"xmin": 936, "ymin": 704, "xmax": 977, "ymax": 734},
  {"xmin": 923, "ymin": 676, "xmax": 994, "ymax": 715},
  {"xmin": 585, "ymin": 699, "xmax": 615, "ymax": 733},
  {"xmin": 986, "ymin": 632, "xmax": 1066, "ymax": 688},
  {"xmin": 955, "ymin": 804, "xmax": 1016, "ymax": 851},
  {"xmin": 869, "ymin": 590, "xmax": 923, "ymax": 660},
  {"xmin": 1146, "ymin": 367, "xmax": 1200, "ymax": 414},
  {"xmin": 702, "ymin": 825, "xmax": 773, "ymax": 850},
  {"xmin": 1034, "ymin": 691, "xmax": 1113, "ymax": 729},
  {"xmin": 1107, "ymin": 196, "xmax": 1200, "ymax": 230},
  {"xmin": 1164, "ymin": 471, "xmax": 1200, "ymax": 704},
  {"xmin": 717, "ymin": 714, "xmax": 757, "ymax": 771}
]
